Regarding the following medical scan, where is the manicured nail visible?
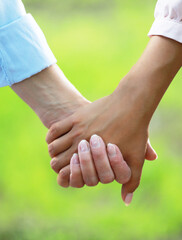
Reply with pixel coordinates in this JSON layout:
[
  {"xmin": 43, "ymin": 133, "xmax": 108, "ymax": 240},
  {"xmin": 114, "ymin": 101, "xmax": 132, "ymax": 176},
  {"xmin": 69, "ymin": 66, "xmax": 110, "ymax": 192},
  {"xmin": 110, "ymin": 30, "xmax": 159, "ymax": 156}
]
[
  {"xmin": 124, "ymin": 193, "xmax": 133, "ymax": 206},
  {"xmin": 71, "ymin": 153, "xmax": 79, "ymax": 164},
  {"xmin": 79, "ymin": 140, "xmax": 89, "ymax": 152},
  {"xmin": 90, "ymin": 134, "xmax": 101, "ymax": 148},
  {"xmin": 107, "ymin": 143, "xmax": 116, "ymax": 157}
]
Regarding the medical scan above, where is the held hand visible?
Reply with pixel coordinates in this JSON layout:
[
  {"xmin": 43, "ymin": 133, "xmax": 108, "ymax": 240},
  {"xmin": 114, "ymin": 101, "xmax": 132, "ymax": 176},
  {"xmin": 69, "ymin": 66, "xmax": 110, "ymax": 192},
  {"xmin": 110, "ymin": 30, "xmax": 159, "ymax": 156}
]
[
  {"xmin": 56, "ymin": 137, "xmax": 156, "ymax": 188},
  {"xmin": 70, "ymin": 136, "xmax": 131, "ymax": 186},
  {"xmin": 46, "ymin": 36, "xmax": 181, "ymax": 204},
  {"xmin": 56, "ymin": 135, "xmax": 156, "ymax": 205},
  {"xmin": 46, "ymin": 90, "xmax": 157, "ymax": 202},
  {"xmin": 70, "ymin": 136, "xmax": 132, "ymax": 205}
]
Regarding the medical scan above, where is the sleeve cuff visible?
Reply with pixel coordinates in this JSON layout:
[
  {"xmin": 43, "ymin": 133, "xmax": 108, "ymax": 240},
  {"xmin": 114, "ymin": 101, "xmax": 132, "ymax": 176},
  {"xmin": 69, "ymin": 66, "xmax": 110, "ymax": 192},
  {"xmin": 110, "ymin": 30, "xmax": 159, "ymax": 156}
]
[
  {"xmin": 148, "ymin": 18, "xmax": 182, "ymax": 44},
  {"xmin": 0, "ymin": 13, "xmax": 57, "ymax": 87}
]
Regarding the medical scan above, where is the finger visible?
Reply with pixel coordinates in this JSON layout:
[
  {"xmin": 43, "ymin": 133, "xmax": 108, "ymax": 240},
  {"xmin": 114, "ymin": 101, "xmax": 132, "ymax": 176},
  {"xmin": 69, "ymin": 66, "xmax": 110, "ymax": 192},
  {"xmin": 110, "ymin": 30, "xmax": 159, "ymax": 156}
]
[
  {"xmin": 70, "ymin": 153, "xmax": 85, "ymax": 188},
  {"xmin": 121, "ymin": 159, "xmax": 144, "ymax": 206},
  {"xmin": 107, "ymin": 143, "xmax": 131, "ymax": 184},
  {"xmin": 90, "ymin": 135, "xmax": 115, "ymax": 184},
  {"xmin": 48, "ymin": 132, "xmax": 73, "ymax": 158},
  {"xmin": 46, "ymin": 117, "xmax": 73, "ymax": 144},
  {"xmin": 78, "ymin": 140, "xmax": 99, "ymax": 187},
  {"xmin": 145, "ymin": 139, "xmax": 158, "ymax": 161},
  {"xmin": 50, "ymin": 144, "xmax": 77, "ymax": 173},
  {"xmin": 57, "ymin": 165, "xmax": 70, "ymax": 188}
]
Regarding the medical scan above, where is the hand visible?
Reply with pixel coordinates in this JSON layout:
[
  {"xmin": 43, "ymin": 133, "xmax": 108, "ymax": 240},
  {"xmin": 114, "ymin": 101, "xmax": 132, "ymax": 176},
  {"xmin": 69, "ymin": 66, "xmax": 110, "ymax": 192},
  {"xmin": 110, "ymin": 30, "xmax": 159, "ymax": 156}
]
[
  {"xmin": 70, "ymin": 136, "xmax": 132, "ymax": 204},
  {"xmin": 46, "ymin": 90, "xmax": 157, "ymax": 202},
  {"xmin": 56, "ymin": 137, "xmax": 156, "ymax": 191},
  {"xmin": 46, "ymin": 36, "xmax": 181, "ymax": 203}
]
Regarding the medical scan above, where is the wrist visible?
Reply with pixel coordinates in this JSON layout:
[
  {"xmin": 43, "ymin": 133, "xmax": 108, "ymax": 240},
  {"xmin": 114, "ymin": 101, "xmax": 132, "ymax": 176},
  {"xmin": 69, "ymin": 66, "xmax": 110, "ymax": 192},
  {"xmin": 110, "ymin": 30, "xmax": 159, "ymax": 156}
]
[
  {"xmin": 114, "ymin": 36, "xmax": 182, "ymax": 122},
  {"xmin": 11, "ymin": 64, "xmax": 89, "ymax": 128}
]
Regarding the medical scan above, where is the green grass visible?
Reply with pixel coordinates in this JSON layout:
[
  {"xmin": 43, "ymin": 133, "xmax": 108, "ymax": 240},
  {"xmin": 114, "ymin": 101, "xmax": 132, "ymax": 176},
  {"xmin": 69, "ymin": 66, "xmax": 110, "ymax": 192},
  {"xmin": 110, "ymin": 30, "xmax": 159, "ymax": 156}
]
[{"xmin": 0, "ymin": 1, "xmax": 182, "ymax": 239}]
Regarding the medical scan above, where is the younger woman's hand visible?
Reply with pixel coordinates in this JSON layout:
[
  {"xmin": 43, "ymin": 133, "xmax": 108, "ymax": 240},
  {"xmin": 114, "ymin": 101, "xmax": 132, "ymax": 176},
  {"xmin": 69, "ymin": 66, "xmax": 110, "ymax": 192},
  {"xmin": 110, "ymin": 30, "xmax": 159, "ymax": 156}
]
[
  {"xmin": 55, "ymin": 134, "xmax": 156, "ymax": 206},
  {"xmin": 46, "ymin": 92, "xmax": 157, "ymax": 203},
  {"xmin": 70, "ymin": 135, "xmax": 131, "ymax": 188}
]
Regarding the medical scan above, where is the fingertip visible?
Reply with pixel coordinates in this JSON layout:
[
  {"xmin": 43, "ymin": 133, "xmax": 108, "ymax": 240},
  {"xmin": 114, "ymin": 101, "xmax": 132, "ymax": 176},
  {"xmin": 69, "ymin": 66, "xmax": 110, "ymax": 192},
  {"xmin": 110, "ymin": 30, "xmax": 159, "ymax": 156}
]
[
  {"xmin": 108, "ymin": 144, "xmax": 125, "ymax": 160},
  {"xmin": 71, "ymin": 153, "xmax": 79, "ymax": 164},
  {"xmin": 124, "ymin": 193, "xmax": 133, "ymax": 206},
  {"xmin": 107, "ymin": 143, "xmax": 117, "ymax": 158},
  {"xmin": 90, "ymin": 134, "xmax": 105, "ymax": 149},
  {"xmin": 121, "ymin": 185, "xmax": 134, "ymax": 206},
  {"xmin": 78, "ymin": 139, "xmax": 90, "ymax": 153},
  {"xmin": 107, "ymin": 143, "xmax": 131, "ymax": 184}
]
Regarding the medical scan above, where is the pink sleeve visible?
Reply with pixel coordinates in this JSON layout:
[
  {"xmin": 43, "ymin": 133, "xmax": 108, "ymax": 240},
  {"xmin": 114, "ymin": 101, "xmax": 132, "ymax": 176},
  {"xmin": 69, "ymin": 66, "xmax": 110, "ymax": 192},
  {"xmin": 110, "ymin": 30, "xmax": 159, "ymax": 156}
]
[{"xmin": 148, "ymin": 0, "xmax": 182, "ymax": 43}]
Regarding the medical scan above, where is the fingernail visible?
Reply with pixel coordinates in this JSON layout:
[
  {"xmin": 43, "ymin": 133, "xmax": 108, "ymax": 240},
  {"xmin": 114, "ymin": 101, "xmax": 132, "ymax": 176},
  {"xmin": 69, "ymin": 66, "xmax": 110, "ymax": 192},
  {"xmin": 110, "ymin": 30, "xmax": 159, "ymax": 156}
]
[
  {"xmin": 79, "ymin": 140, "xmax": 89, "ymax": 152},
  {"xmin": 124, "ymin": 193, "xmax": 133, "ymax": 206},
  {"xmin": 107, "ymin": 143, "xmax": 116, "ymax": 157},
  {"xmin": 72, "ymin": 153, "xmax": 79, "ymax": 164},
  {"xmin": 90, "ymin": 134, "xmax": 101, "ymax": 148}
]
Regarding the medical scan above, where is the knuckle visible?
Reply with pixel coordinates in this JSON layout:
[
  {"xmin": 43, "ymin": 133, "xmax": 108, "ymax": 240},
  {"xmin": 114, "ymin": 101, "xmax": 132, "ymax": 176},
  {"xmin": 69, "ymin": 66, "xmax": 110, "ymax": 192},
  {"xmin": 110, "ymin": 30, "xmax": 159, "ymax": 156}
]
[
  {"xmin": 100, "ymin": 174, "xmax": 114, "ymax": 184},
  {"xmin": 50, "ymin": 158, "xmax": 59, "ymax": 173},
  {"xmin": 57, "ymin": 175, "xmax": 69, "ymax": 188},
  {"xmin": 45, "ymin": 133, "xmax": 50, "ymax": 144},
  {"xmin": 73, "ymin": 129, "xmax": 82, "ymax": 138},
  {"xmin": 49, "ymin": 124, "xmax": 59, "ymax": 139},
  {"xmin": 110, "ymin": 156, "xmax": 121, "ymax": 166},
  {"xmin": 72, "ymin": 115, "xmax": 81, "ymax": 125},
  {"xmin": 72, "ymin": 126, "xmax": 83, "ymax": 138},
  {"xmin": 71, "ymin": 129, "xmax": 83, "ymax": 144},
  {"xmin": 59, "ymin": 169, "xmax": 68, "ymax": 179},
  {"xmin": 48, "ymin": 143, "xmax": 55, "ymax": 157}
]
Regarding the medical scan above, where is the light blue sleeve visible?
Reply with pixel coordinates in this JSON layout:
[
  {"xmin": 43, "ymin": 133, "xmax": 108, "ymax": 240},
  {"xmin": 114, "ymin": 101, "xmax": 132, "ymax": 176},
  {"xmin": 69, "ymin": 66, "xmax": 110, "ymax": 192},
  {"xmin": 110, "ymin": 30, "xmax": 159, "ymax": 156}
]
[{"xmin": 0, "ymin": 0, "xmax": 57, "ymax": 87}]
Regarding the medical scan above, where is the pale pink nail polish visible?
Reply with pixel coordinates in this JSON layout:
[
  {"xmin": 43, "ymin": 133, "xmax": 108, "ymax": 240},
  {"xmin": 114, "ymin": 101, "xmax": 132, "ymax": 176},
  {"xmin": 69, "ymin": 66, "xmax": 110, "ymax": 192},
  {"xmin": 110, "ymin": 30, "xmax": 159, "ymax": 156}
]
[
  {"xmin": 90, "ymin": 134, "xmax": 101, "ymax": 148},
  {"xmin": 107, "ymin": 143, "xmax": 116, "ymax": 157},
  {"xmin": 79, "ymin": 140, "xmax": 89, "ymax": 152},
  {"xmin": 124, "ymin": 193, "xmax": 133, "ymax": 206},
  {"xmin": 72, "ymin": 153, "xmax": 79, "ymax": 164}
]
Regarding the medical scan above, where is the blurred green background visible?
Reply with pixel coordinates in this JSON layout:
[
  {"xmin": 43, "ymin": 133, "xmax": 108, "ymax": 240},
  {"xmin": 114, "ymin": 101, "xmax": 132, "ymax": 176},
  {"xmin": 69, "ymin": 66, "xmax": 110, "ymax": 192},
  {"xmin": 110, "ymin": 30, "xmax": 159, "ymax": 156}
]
[{"xmin": 0, "ymin": 0, "xmax": 182, "ymax": 239}]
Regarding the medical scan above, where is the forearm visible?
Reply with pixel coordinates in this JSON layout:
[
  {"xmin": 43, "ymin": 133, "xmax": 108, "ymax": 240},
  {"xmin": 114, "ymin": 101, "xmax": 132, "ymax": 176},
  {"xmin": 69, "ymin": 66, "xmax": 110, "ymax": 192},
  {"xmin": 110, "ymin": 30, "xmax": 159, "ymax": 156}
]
[
  {"xmin": 115, "ymin": 36, "xmax": 182, "ymax": 123},
  {"xmin": 11, "ymin": 64, "xmax": 88, "ymax": 128}
]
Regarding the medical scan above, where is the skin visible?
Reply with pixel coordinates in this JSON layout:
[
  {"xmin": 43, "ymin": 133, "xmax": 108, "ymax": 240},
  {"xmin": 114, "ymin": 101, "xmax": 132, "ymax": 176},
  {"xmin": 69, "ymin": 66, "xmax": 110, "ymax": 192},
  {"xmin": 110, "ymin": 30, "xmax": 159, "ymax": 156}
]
[
  {"xmin": 70, "ymin": 137, "xmax": 132, "ymax": 188},
  {"xmin": 46, "ymin": 36, "xmax": 182, "ymax": 202},
  {"xmin": 11, "ymin": 62, "xmax": 156, "ymax": 205},
  {"xmin": 11, "ymin": 64, "xmax": 89, "ymax": 128}
]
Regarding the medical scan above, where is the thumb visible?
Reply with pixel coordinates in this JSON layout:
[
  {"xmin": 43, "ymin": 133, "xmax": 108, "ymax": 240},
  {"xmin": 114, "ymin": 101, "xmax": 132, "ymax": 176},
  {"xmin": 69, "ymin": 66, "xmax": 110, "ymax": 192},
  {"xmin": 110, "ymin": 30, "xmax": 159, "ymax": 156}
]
[{"xmin": 145, "ymin": 139, "xmax": 158, "ymax": 161}]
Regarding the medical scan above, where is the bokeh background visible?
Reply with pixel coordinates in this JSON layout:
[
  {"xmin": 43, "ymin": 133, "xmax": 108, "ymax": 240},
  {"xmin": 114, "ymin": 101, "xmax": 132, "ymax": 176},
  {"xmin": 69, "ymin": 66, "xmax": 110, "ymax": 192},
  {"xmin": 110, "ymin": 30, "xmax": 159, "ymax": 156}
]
[{"xmin": 0, "ymin": 0, "xmax": 182, "ymax": 239}]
